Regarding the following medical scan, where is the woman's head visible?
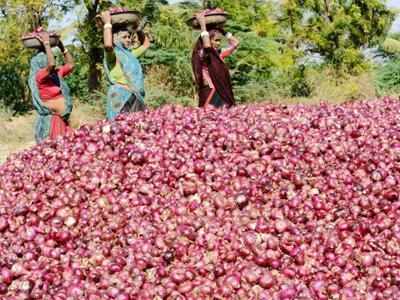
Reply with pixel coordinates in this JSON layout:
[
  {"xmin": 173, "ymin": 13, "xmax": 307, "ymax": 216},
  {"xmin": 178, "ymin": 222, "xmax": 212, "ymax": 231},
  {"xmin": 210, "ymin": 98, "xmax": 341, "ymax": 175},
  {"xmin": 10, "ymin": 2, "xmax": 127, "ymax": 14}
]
[
  {"xmin": 209, "ymin": 29, "xmax": 224, "ymax": 50},
  {"xmin": 30, "ymin": 52, "xmax": 48, "ymax": 71},
  {"xmin": 113, "ymin": 28, "xmax": 132, "ymax": 49}
]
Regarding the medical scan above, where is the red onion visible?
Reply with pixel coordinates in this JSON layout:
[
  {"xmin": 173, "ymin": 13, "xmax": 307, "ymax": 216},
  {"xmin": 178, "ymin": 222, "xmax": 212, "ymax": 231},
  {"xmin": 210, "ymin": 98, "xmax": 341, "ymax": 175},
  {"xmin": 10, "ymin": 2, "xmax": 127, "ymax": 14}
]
[
  {"xmin": 0, "ymin": 99, "xmax": 399, "ymax": 298},
  {"xmin": 258, "ymin": 271, "xmax": 275, "ymax": 289}
]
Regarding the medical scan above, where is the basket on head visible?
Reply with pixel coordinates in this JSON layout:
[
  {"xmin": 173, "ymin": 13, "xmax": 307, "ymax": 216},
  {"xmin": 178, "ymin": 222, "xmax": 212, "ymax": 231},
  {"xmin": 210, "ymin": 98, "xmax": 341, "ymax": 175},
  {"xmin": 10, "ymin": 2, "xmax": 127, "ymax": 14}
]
[
  {"xmin": 96, "ymin": 8, "xmax": 142, "ymax": 33},
  {"xmin": 21, "ymin": 29, "xmax": 60, "ymax": 49},
  {"xmin": 187, "ymin": 8, "xmax": 228, "ymax": 30}
]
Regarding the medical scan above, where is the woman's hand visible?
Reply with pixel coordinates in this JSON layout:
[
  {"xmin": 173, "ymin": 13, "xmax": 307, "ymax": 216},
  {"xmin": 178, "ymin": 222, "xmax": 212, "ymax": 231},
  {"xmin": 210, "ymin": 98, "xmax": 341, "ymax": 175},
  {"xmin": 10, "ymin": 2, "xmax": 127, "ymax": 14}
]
[
  {"xmin": 58, "ymin": 39, "xmax": 65, "ymax": 51},
  {"xmin": 142, "ymin": 34, "xmax": 151, "ymax": 49},
  {"xmin": 37, "ymin": 32, "xmax": 50, "ymax": 45},
  {"xmin": 195, "ymin": 11, "xmax": 207, "ymax": 27},
  {"xmin": 196, "ymin": 11, "xmax": 211, "ymax": 48},
  {"xmin": 38, "ymin": 32, "xmax": 56, "ymax": 72},
  {"xmin": 102, "ymin": 10, "xmax": 113, "ymax": 50},
  {"xmin": 101, "ymin": 10, "xmax": 112, "ymax": 24}
]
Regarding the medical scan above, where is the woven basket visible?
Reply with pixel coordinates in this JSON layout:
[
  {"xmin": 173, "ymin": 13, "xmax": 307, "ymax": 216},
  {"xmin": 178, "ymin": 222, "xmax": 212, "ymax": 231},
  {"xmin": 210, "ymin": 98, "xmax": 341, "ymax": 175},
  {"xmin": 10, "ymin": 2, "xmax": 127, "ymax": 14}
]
[
  {"xmin": 21, "ymin": 34, "xmax": 59, "ymax": 49},
  {"xmin": 187, "ymin": 13, "xmax": 228, "ymax": 30},
  {"xmin": 96, "ymin": 10, "xmax": 141, "ymax": 31}
]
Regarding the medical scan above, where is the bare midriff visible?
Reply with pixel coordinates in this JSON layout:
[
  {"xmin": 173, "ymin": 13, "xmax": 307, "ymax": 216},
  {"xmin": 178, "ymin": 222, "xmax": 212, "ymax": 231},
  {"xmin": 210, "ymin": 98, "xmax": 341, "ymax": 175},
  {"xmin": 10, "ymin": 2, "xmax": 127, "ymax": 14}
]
[{"xmin": 42, "ymin": 95, "xmax": 66, "ymax": 115}]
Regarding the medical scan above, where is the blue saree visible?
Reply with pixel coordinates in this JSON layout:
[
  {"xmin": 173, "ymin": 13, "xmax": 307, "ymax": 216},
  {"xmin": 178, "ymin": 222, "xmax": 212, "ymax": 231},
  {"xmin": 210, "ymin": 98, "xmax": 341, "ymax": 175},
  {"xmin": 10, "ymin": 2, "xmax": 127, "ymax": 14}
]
[
  {"xmin": 28, "ymin": 52, "xmax": 73, "ymax": 143},
  {"xmin": 103, "ymin": 42, "xmax": 146, "ymax": 120}
]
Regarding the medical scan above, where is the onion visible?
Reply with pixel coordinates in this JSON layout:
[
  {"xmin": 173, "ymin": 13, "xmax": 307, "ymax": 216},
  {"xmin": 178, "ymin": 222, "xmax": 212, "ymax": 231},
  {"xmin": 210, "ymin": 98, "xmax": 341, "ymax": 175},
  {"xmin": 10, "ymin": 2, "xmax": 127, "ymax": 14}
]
[
  {"xmin": 258, "ymin": 272, "xmax": 275, "ymax": 289},
  {"xmin": 1, "ymin": 268, "xmax": 13, "ymax": 285},
  {"xmin": 225, "ymin": 274, "xmax": 241, "ymax": 290},
  {"xmin": 0, "ymin": 217, "xmax": 8, "ymax": 232},
  {"xmin": 0, "ymin": 99, "xmax": 400, "ymax": 298}
]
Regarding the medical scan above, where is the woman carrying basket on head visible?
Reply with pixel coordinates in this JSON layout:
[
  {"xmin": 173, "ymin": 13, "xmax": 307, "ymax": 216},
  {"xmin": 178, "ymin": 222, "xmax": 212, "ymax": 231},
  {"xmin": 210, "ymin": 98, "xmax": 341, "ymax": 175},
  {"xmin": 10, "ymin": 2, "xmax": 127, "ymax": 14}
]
[
  {"xmin": 28, "ymin": 30, "xmax": 74, "ymax": 142},
  {"xmin": 191, "ymin": 11, "xmax": 239, "ymax": 108},
  {"xmin": 101, "ymin": 10, "xmax": 150, "ymax": 120}
]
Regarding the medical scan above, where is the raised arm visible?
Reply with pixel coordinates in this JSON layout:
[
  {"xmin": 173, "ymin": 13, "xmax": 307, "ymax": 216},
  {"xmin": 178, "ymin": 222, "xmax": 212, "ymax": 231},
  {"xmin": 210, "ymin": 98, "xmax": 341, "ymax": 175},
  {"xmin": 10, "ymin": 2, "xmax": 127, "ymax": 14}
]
[
  {"xmin": 142, "ymin": 34, "xmax": 151, "ymax": 50},
  {"xmin": 132, "ymin": 34, "xmax": 151, "ymax": 57},
  {"xmin": 227, "ymin": 33, "xmax": 239, "ymax": 48},
  {"xmin": 37, "ymin": 32, "xmax": 55, "ymax": 73},
  {"xmin": 220, "ymin": 33, "xmax": 240, "ymax": 60},
  {"xmin": 101, "ymin": 11, "xmax": 113, "ymax": 52},
  {"xmin": 58, "ymin": 40, "xmax": 74, "ymax": 68},
  {"xmin": 196, "ymin": 12, "xmax": 211, "ymax": 49}
]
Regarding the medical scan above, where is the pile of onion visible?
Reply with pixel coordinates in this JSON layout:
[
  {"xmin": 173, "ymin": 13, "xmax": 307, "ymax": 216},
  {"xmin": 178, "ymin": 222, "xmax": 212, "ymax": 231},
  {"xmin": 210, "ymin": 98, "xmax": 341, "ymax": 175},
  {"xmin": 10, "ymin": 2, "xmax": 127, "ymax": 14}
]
[{"xmin": 1, "ymin": 97, "xmax": 400, "ymax": 299}]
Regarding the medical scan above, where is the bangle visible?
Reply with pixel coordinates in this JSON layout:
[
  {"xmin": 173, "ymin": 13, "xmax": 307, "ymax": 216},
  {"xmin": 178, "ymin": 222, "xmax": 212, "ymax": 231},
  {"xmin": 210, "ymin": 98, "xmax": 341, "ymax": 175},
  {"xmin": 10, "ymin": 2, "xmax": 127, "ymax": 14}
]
[
  {"xmin": 104, "ymin": 23, "xmax": 112, "ymax": 29},
  {"xmin": 225, "ymin": 32, "xmax": 233, "ymax": 39},
  {"xmin": 200, "ymin": 31, "xmax": 209, "ymax": 38}
]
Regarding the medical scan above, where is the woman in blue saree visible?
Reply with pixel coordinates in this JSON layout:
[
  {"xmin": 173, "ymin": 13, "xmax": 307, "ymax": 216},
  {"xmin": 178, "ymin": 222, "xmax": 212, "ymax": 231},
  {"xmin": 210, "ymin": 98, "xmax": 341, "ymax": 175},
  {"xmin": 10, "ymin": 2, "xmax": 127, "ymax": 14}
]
[
  {"xmin": 101, "ymin": 10, "xmax": 150, "ymax": 120},
  {"xmin": 28, "ymin": 31, "xmax": 74, "ymax": 142}
]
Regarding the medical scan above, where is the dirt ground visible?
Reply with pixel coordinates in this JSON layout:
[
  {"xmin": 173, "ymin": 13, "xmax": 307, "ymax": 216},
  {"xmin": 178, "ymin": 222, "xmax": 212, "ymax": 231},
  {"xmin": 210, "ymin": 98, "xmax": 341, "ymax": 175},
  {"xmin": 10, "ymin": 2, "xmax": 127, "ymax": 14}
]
[{"xmin": 0, "ymin": 102, "xmax": 104, "ymax": 164}]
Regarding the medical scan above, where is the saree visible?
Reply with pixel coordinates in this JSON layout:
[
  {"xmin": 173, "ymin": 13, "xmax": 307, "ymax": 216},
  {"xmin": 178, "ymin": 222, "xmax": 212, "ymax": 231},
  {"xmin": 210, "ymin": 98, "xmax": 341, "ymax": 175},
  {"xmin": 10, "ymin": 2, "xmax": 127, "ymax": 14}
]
[
  {"xmin": 28, "ymin": 52, "xmax": 73, "ymax": 143},
  {"xmin": 103, "ymin": 42, "xmax": 146, "ymax": 120},
  {"xmin": 192, "ymin": 38, "xmax": 235, "ymax": 108},
  {"xmin": 198, "ymin": 86, "xmax": 225, "ymax": 108}
]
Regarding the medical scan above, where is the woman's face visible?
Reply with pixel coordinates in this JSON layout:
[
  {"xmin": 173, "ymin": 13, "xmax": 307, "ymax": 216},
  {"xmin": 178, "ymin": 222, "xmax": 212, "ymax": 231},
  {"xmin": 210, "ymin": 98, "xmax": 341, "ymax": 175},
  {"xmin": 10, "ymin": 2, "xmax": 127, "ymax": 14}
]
[
  {"xmin": 210, "ymin": 31, "xmax": 223, "ymax": 49},
  {"xmin": 119, "ymin": 31, "xmax": 132, "ymax": 49}
]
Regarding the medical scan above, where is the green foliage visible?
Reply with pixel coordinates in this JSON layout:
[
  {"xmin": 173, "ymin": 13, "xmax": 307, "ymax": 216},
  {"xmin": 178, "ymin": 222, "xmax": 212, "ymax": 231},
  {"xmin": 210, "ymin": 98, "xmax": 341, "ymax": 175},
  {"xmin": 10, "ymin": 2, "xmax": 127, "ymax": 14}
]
[
  {"xmin": 0, "ymin": 0, "xmax": 397, "ymax": 113},
  {"xmin": 375, "ymin": 57, "xmax": 400, "ymax": 95},
  {"xmin": 0, "ymin": 4, "xmax": 38, "ymax": 113},
  {"xmin": 0, "ymin": 62, "xmax": 30, "ymax": 113},
  {"xmin": 139, "ymin": 0, "xmax": 299, "ymax": 104},
  {"xmin": 290, "ymin": 65, "xmax": 311, "ymax": 97},
  {"xmin": 0, "ymin": 0, "xmax": 77, "ymax": 113},
  {"xmin": 280, "ymin": 0, "xmax": 395, "ymax": 74},
  {"xmin": 204, "ymin": 0, "xmax": 300, "ymax": 101},
  {"xmin": 381, "ymin": 38, "xmax": 400, "ymax": 55},
  {"xmin": 228, "ymin": 31, "xmax": 295, "ymax": 83},
  {"xmin": 379, "ymin": 32, "xmax": 400, "ymax": 58},
  {"xmin": 305, "ymin": 66, "xmax": 376, "ymax": 102},
  {"xmin": 212, "ymin": 0, "xmax": 281, "ymax": 34},
  {"xmin": 62, "ymin": 47, "xmax": 91, "ymax": 102},
  {"xmin": 76, "ymin": 0, "xmax": 113, "ymax": 92},
  {"xmin": 140, "ymin": 5, "xmax": 196, "ymax": 97},
  {"xmin": 142, "ymin": 0, "xmax": 168, "ymax": 21}
]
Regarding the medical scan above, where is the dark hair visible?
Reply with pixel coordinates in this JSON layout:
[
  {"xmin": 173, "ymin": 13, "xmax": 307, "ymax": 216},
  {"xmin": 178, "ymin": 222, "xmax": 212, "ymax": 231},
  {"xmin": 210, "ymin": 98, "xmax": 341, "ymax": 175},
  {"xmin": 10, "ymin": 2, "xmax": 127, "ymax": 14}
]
[
  {"xmin": 191, "ymin": 27, "xmax": 226, "ymax": 88},
  {"xmin": 209, "ymin": 28, "xmax": 225, "ymax": 38},
  {"xmin": 112, "ymin": 24, "xmax": 130, "ymax": 34}
]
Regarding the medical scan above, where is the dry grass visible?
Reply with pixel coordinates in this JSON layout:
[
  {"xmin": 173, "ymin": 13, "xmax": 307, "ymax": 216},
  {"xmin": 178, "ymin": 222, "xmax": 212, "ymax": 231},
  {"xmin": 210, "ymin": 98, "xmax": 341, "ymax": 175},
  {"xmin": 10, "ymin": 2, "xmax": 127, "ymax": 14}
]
[
  {"xmin": 0, "ymin": 111, "xmax": 36, "ymax": 164},
  {"xmin": 0, "ymin": 101, "xmax": 104, "ymax": 164},
  {"xmin": 305, "ymin": 68, "xmax": 377, "ymax": 103},
  {"xmin": 259, "ymin": 70, "xmax": 378, "ymax": 106}
]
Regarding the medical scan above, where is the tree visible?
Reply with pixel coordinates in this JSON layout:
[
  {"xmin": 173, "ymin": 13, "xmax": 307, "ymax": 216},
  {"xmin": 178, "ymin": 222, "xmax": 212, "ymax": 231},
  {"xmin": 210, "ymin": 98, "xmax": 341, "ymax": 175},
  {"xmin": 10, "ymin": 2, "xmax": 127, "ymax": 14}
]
[
  {"xmin": 76, "ymin": 0, "xmax": 168, "ymax": 92},
  {"xmin": 280, "ymin": 0, "xmax": 395, "ymax": 74},
  {"xmin": 0, "ymin": 0, "xmax": 76, "ymax": 112},
  {"xmin": 76, "ymin": 0, "xmax": 112, "ymax": 92}
]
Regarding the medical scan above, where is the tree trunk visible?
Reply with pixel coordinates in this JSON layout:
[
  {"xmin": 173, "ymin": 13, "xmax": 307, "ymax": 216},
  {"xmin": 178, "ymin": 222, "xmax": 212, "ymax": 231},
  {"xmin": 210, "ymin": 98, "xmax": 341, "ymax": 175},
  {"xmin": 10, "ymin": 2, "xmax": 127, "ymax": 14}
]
[
  {"xmin": 88, "ymin": 46, "xmax": 102, "ymax": 91},
  {"xmin": 86, "ymin": 0, "xmax": 102, "ymax": 92},
  {"xmin": 323, "ymin": 0, "xmax": 333, "ymax": 22}
]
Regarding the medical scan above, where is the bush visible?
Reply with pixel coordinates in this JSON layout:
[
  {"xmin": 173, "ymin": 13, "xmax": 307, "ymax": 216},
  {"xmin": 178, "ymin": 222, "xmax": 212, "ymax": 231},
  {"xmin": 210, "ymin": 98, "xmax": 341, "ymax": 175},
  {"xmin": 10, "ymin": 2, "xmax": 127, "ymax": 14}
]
[
  {"xmin": 375, "ymin": 57, "xmax": 400, "ymax": 96},
  {"xmin": 0, "ymin": 62, "xmax": 30, "ymax": 114},
  {"xmin": 145, "ymin": 65, "xmax": 196, "ymax": 108},
  {"xmin": 305, "ymin": 67, "xmax": 376, "ymax": 103}
]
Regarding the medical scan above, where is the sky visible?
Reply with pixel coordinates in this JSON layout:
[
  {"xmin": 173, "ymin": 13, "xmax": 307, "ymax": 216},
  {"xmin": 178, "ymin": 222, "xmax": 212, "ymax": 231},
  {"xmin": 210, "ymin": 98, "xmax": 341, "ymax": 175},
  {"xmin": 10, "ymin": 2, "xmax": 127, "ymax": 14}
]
[
  {"xmin": 388, "ymin": 0, "xmax": 400, "ymax": 7},
  {"xmin": 388, "ymin": 0, "xmax": 400, "ymax": 31}
]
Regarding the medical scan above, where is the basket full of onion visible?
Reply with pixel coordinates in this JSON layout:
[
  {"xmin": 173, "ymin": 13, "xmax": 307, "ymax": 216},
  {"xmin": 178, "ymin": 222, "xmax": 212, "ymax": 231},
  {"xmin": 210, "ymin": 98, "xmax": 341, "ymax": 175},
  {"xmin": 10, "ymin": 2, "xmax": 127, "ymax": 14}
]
[
  {"xmin": 21, "ymin": 28, "xmax": 60, "ymax": 49},
  {"xmin": 96, "ymin": 7, "xmax": 142, "ymax": 32},
  {"xmin": 187, "ymin": 8, "xmax": 229, "ymax": 30}
]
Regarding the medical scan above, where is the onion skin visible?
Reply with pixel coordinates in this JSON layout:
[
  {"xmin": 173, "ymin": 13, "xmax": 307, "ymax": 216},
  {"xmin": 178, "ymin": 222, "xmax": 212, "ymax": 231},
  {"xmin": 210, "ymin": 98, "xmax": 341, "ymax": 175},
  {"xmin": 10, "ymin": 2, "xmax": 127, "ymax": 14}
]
[
  {"xmin": 258, "ymin": 272, "xmax": 275, "ymax": 289},
  {"xmin": 1, "ymin": 99, "xmax": 400, "ymax": 298}
]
